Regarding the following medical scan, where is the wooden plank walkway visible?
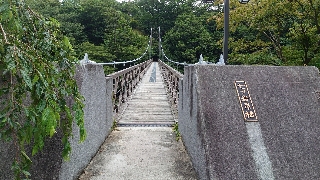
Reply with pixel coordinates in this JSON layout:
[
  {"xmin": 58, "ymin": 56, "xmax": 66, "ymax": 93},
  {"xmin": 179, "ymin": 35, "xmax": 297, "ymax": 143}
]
[{"xmin": 118, "ymin": 62, "xmax": 174, "ymax": 126}]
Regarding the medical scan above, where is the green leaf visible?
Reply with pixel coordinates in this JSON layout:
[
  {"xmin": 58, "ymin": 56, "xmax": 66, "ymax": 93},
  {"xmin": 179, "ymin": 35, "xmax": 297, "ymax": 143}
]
[
  {"xmin": 32, "ymin": 75, "xmax": 39, "ymax": 85},
  {"xmin": 49, "ymin": 126, "xmax": 55, "ymax": 137},
  {"xmin": 31, "ymin": 146, "xmax": 38, "ymax": 156},
  {"xmin": 42, "ymin": 107, "xmax": 57, "ymax": 137},
  {"xmin": 0, "ymin": 2, "xmax": 9, "ymax": 13},
  {"xmin": 37, "ymin": 99, "xmax": 46, "ymax": 112},
  {"xmin": 1, "ymin": 9, "xmax": 11, "ymax": 21},
  {"xmin": 21, "ymin": 151, "xmax": 32, "ymax": 163},
  {"xmin": 63, "ymin": 36, "xmax": 72, "ymax": 49},
  {"xmin": 1, "ymin": 128, "xmax": 12, "ymax": 141},
  {"xmin": 22, "ymin": 170, "xmax": 31, "ymax": 176},
  {"xmin": 5, "ymin": 54, "xmax": 16, "ymax": 71},
  {"xmin": 79, "ymin": 126, "xmax": 86, "ymax": 143},
  {"xmin": 65, "ymin": 106, "xmax": 72, "ymax": 121},
  {"xmin": 24, "ymin": 107, "xmax": 29, "ymax": 117},
  {"xmin": 20, "ymin": 69, "xmax": 32, "ymax": 89},
  {"xmin": 62, "ymin": 139, "xmax": 71, "ymax": 161}
]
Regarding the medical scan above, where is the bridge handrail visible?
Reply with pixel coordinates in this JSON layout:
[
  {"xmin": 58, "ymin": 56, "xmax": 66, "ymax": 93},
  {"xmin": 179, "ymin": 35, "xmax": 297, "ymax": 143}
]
[
  {"xmin": 107, "ymin": 59, "xmax": 153, "ymax": 119},
  {"xmin": 158, "ymin": 59, "xmax": 183, "ymax": 121}
]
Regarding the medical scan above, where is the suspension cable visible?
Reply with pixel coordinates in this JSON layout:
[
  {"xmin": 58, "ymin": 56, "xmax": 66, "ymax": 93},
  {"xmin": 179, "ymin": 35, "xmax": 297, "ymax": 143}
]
[
  {"xmin": 158, "ymin": 26, "xmax": 191, "ymax": 67},
  {"xmin": 97, "ymin": 28, "xmax": 153, "ymax": 66}
]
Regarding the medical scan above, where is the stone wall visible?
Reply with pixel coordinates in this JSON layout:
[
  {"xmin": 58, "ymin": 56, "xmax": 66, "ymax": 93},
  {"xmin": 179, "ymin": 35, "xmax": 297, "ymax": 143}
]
[
  {"xmin": 0, "ymin": 64, "xmax": 113, "ymax": 179},
  {"xmin": 179, "ymin": 65, "xmax": 320, "ymax": 180}
]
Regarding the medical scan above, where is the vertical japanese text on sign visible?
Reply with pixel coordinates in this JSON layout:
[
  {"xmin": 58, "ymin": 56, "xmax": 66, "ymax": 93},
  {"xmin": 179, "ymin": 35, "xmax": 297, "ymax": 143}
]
[{"xmin": 235, "ymin": 81, "xmax": 258, "ymax": 122}]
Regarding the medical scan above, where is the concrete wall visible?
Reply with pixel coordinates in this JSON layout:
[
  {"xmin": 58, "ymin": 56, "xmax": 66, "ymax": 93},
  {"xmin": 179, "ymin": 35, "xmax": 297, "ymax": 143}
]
[
  {"xmin": 179, "ymin": 65, "xmax": 320, "ymax": 180},
  {"xmin": 59, "ymin": 64, "xmax": 113, "ymax": 179},
  {"xmin": 178, "ymin": 71, "xmax": 208, "ymax": 180},
  {"xmin": 0, "ymin": 64, "xmax": 113, "ymax": 179},
  {"xmin": 0, "ymin": 73, "xmax": 16, "ymax": 179},
  {"xmin": 0, "ymin": 139, "xmax": 17, "ymax": 179}
]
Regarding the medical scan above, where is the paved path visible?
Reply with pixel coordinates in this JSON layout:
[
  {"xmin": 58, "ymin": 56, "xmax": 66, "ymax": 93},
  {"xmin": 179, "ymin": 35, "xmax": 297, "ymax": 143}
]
[{"xmin": 79, "ymin": 62, "xmax": 198, "ymax": 180}]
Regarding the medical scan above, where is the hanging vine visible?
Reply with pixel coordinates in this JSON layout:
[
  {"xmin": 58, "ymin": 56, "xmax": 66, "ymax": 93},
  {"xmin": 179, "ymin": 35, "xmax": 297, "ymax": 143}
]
[{"xmin": 0, "ymin": 0, "xmax": 86, "ymax": 179}]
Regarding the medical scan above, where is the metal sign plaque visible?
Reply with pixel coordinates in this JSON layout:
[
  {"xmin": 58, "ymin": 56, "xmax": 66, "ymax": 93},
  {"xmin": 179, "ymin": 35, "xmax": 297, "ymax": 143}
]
[{"xmin": 235, "ymin": 81, "xmax": 258, "ymax": 122}]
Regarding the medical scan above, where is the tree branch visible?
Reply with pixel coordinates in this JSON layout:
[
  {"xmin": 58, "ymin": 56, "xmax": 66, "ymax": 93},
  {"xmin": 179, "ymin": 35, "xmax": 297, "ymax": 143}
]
[
  {"xmin": 0, "ymin": 23, "xmax": 9, "ymax": 44},
  {"xmin": 27, "ymin": 6, "xmax": 42, "ymax": 20}
]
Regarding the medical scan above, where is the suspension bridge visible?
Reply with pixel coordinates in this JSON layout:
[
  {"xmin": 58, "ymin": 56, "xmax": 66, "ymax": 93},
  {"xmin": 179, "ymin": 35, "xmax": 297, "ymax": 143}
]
[
  {"xmin": 2, "ymin": 27, "xmax": 320, "ymax": 180},
  {"xmin": 91, "ymin": 27, "xmax": 194, "ymax": 127},
  {"xmin": 76, "ymin": 28, "xmax": 199, "ymax": 179}
]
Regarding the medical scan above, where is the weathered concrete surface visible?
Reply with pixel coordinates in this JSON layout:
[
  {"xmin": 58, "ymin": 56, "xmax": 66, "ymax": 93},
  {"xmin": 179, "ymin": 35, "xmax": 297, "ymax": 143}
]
[
  {"xmin": 59, "ymin": 64, "xmax": 113, "ymax": 180},
  {"xmin": 118, "ymin": 62, "xmax": 174, "ymax": 125},
  {"xmin": 0, "ymin": 140, "xmax": 19, "ymax": 179},
  {"xmin": 79, "ymin": 127, "xmax": 197, "ymax": 180},
  {"xmin": 179, "ymin": 65, "xmax": 320, "ymax": 180},
  {"xmin": 0, "ymin": 64, "xmax": 113, "ymax": 180},
  {"xmin": 0, "ymin": 73, "xmax": 16, "ymax": 179}
]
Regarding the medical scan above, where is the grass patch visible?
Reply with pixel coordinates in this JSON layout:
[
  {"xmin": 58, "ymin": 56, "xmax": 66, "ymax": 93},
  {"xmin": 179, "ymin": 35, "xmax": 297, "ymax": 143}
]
[
  {"xmin": 172, "ymin": 122, "xmax": 181, "ymax": 141},
  {"xmin": 111, "ymin": 119, "xmax": 118, "ymax": 131}
]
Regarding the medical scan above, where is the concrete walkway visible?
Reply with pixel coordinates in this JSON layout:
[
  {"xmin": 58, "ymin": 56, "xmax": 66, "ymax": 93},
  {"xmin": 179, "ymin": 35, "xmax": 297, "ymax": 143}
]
[{"xmin": 79, "ymin": 62, "xmax": 198, "ymax": 180}]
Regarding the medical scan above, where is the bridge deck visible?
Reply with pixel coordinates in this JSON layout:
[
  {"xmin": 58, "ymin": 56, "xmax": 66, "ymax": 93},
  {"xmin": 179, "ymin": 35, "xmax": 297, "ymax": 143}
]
[{"xmin": 118, "ymin": 62, "xmax": 174, "ymax": 126}]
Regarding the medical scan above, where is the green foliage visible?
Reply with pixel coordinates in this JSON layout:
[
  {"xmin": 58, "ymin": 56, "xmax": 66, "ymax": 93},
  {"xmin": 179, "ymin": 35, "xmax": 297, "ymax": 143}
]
[
  {"xmin": 27, "ymin": 0, "xmax": 149, "ymax": 65},
  {"xmin": 215, "ymin": 0, "xmax": 320, "ymax": 67},
  {"xmin": 76, "ymin": 42, "xmax": 115, "ymax": 63},
  {"xmin": 105, "ymin": 26, "xmax": 148, "ymax": 62},
  {"xmin": 134, "ymin": 0, "xmax": 211, "ymax": 36},
  {"xmin": 78, "ymin": 0, "xmax": 148, "ymax": 62},
  {"xmin": 0, "ymin": 0, "xmax": 85, "ymax": 179},
  {"xmin": 229, "ymin": 50, "xmax": 282, "ymax": 65},
  {"xmin": 135, "ymin": 0, "xmax": 190, "ymax": 35},
  {"xmin": 111, "ymin": 119, "xmax": 118, "ymax": 131},
  {"xmin": 78, "ymin": 0, "xmax": 118, "ymax": 45},
  {"xmin": 25, "ymin": 0, "xmax": 320, "ymax": 70},
  {"xmin": 172, "ymin": 122, "xmax": 181, "ymax": 141},
  {"xmin": 163, "ymin": 13, "xmax": 219, "ymax": 63},
  {"xmin": 309, "ymin": 54, "xmax": 320, "ymax": 69}
]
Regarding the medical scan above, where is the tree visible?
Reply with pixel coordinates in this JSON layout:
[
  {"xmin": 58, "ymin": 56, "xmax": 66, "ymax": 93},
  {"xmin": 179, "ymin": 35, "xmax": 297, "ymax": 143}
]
[
  {"xmin": 288, "ymin": 0, "xmax": 320, "ymax": 65},
  {"xmin": 57, "ymin": 0, "xmax": 87, "ymax": 45},
  {"xmin": 26, "ymin": 0, "xmax": 86, "ymax": 45},
  {"xmin": 163, "ymin": 13, "xmax": 218, "ymax": 63},
  {"xmin": 135, "ymin": 0, "xmax": 198, "ymax": 35},
  {"xmin": 214, "ymin": 0, "xmax": 320, "ymax": 67},
  {"xmin": 25, "ymin": 0, "xmax": 150, "ymax": 68},
  {"xmin": 104, "ymin": 14, "xmax": 148, "ymax": 61},
  {"xmin": 0, "ymin": 0, "xmax": 85, "ymax": 178},
  {"xmin": 77, "ymin": 0, "xmax": 117, "ymax": 45}
]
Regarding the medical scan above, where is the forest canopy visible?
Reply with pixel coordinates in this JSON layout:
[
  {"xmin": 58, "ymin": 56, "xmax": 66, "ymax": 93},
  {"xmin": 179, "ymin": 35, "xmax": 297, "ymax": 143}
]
[{"xmin": 23, "ymin": 0, "xmax": 320, "ymax": 68}]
